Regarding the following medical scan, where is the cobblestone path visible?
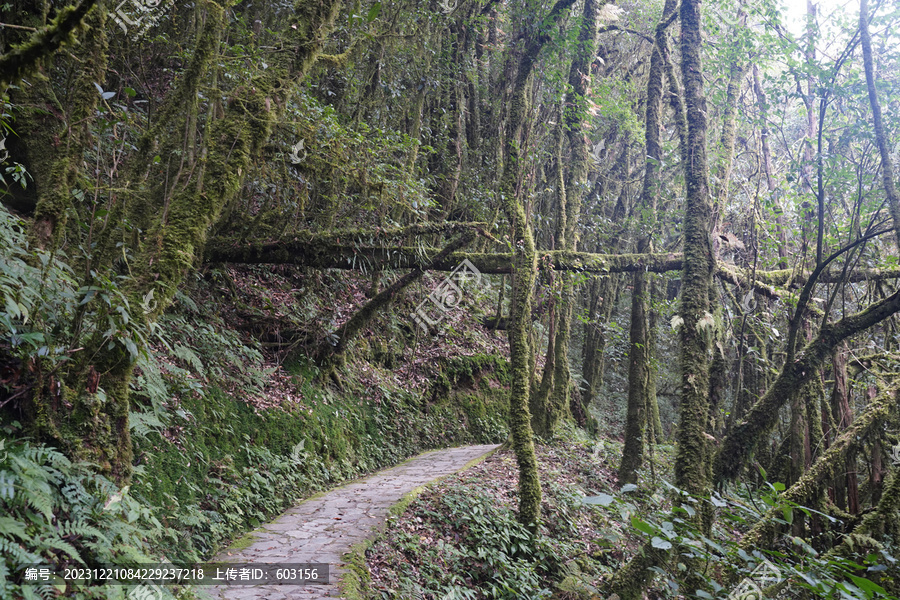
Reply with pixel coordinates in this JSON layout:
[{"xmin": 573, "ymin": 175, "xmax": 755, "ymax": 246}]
[{"xmin": 204, "ymin": 444, "xmax": 500, "ymax": 599}]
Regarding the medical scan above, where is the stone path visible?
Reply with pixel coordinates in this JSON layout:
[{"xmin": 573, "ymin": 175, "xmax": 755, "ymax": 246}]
[{"xmin": 203, "ymin": 444, "xmax": 500, "ymax": 600}]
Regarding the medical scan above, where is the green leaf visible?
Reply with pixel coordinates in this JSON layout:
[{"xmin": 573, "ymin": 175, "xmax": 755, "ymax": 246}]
[
  {"xmin": 123, "ymin": 338, "xmax": 138, "ymax": 359},
  {"xmin": 782, "ymin": 506, "xmax": 793, "ymax": 524},
  {"xmin": 582, "ymin": 494, "xmax": 615, "ymax": 507},
  {"xmin": 847, "ymin": 574, "xmax": 886, "ymax": 595},
  {"xmin": 366, "ymin": 2, "xmax": 382, "ymax": 22},
  {"xmin": 651, "ymin": 536, "xmax": 672, "ymax": 550},
  {"xmin": 631, "ymin": 517, "xmax": 656, "ymax": 536}
]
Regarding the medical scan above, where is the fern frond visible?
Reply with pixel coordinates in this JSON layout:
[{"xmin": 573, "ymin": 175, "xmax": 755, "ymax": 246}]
[
  {"xmin": 0, "ymin": 516, "xmax": 28, "ymax": 540},
  {"xmin": 0, "ymin": 537, "xmax": 40, "ymax": 565}
]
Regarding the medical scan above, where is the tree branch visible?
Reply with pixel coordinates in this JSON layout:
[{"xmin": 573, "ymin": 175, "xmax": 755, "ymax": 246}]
[
  {"xmin": 715, "ymin": 289, "xmax": 900, "ymax": 485},
  {"xmin": 0, "ymin": 0, "xmax": 98, "ymax": 89}
]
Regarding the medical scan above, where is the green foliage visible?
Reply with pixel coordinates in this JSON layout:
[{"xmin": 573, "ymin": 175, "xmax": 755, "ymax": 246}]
[
  {"xmin": 221, "ymin": 88, "xmax": 431, "ymax": 237},
  {"xmin": 374, "ymin": 488, "xmax": 555, "ymax": 600},
  {"xmin": 0, "ymin": 437, "xmax": 181, "ymax": 600},
  {"xmin": 128, "ymin": 355, "xmax": 507, "ymax": 563},
  {"xmin": 0, "ymin": 205, "xmax": 149, "ymax": 395},
  {"xmin": 585, "ymin": 477, "xmax": 900, "ymax": 599}
]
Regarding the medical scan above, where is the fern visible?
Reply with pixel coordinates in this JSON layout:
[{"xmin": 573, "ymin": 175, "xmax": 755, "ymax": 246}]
[
  {"xmin": 173, "ymin": 343, "xmax": 207, "ymax": 379},
  {"xmin": 0, "ymin": 516, "xmax": 27, "ymax": 539},
  {"xmin": 22, "ymin": 489, "xmax": 55, "ymax": 524},
  {"xmin": 32, "ymin": 534, "xmax": 84, "ymax": 564},
  {"xmin": 0, "ymin": 537, "xmax": 38, "ymax": 565},
  {"xmin": 0, "ymin": 440, "xmax": 167, "ymax": 597},
  {"xmin": 57, "ymin": 519, "xmax": 107, "ymax": 543}
]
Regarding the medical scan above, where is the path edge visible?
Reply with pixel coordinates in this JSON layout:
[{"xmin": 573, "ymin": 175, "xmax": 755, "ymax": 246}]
[{"xmin": 338, "ymin": 445, "xmax": 502, "ymax": 600}]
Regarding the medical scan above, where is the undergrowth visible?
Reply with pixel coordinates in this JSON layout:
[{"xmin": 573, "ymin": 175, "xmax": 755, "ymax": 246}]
[
  {"xmin": 0, "ymin": 204, "xmax": 510, "ymax": 596},
  {"xmin": 365, "ymin": 425, "xmax": 900, "ymax": 600},
  {"xmin": 0, "ymin": 436, "xmax": 183, "ymax": 599}
]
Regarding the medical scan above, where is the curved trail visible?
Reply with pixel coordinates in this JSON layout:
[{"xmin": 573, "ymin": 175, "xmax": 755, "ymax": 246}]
[{"xmin": 205, "ymin": 444, "xmax": 500, "ymax": 599}]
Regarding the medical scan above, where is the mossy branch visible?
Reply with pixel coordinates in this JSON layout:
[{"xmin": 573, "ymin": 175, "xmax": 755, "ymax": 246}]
[
  {"xmin": 206, "ymin": 237, "xmax": 900, "ymax": 288},
  {"xmin": 823, "ymin": 467, "xmax": 900, "ymax": 560},
  {"xmin": 0, "ymin": 0, "xmax": 98, "ymax": 89},
  {"xmin": 715, "ymin": 289, "xmax": 900, "ymax": 484},
  {"xmin": 738, "ymin": 390, "xmax": 893, "ymax": 550},
  {"xmin": 860, "ymin": 0, "xmax": 900, "ymax": 252},
  {"xmin": 216, "ymin": 221, "xmax": 490, "ymax": 247},
  {"xmin": 313, "ymin": 230, "xmax": 476, "ymax": 366}
]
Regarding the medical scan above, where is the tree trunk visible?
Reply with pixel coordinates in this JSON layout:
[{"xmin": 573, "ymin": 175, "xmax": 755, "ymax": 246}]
[
  {"xmin": 315, "ymin": 231, "xmax": 476, "ymax": 367},
  {"xmin": 619, "ymin": 0, "xmax": 667, "ymax": 482},
  {"xmin": 499, "ymin": 0, "xmax": 577, "ymax": 528},
  {"xmin": 23, "ymin": 0, "xmax": 346, "ymax": 483},
  {"xmin": 674, "ymin": 0, "xmax": 715, "ymax": 498},
  {"xmin": 620, "ymin": 272, "xmax": 650, "ymax": 485},
  {"xmin": 860, "ymin": 0, "xmax": 900, "ymax": 251},
  {"xmin": 715, "ymin": 287, "xmax": 900, "ymax": 485}
]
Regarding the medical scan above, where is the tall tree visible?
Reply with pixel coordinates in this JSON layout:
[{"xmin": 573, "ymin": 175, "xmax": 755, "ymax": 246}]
[{"xmin": 499, "ymin": 0, "xmax": 577, "ymax": 527}]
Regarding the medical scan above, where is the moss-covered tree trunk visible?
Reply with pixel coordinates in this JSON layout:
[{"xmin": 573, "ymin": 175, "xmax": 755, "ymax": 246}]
[
  {"xmin": 646, "ymin": 280, "xmax": 662, "ymax": 444},
  {"xmin": 531, "ymin": 123, "xmax": 565, "ymax": 438},
  {"xmin": 605, "ymin": 1, "xmax": 683, "ymax": 595},
  {"xmin": 752, "ymin": 64, "xmax": 789, "ymax": 269},
  {"xmin": 500, "ymin": 0, "xmax": 577, "ymax": 528},
  {"xmin": 619, "ymin": 272, "xmax": 650, "ymax": 485},
  {"xmin": 547, "ymin": 0, "xmax": 601, "ymax": 433},
  {"xmin": 860, "ymin": 0, "xmax": 900, "ymax": 250},
  {"xmin": 674, "ymin": 0, "xmax": 715, "ymax": 499},
  {"xmin": 10, "ymin": 1, "xmax": 107, "ymax": 250},
  {"xmin": 580, "ymin": 274, "xmax": 619, "ymax": 414},
  {"xmin": 25, "ymin": 4, "xmax": 226, "ymax": 480},
  {"xmin": 739, "ymin": 389, "xmax": 892, "ymax": 550},
  {"xmin": 24, "ymin": 0, "xmax": 345, "ymax": 483},
  {"xmin": 715, "ymin": 287, "xmax": 900, "ymax": 484},
  {"xmin": 619, "ymin": 0, "xmax": 666, "ymax": 483}
]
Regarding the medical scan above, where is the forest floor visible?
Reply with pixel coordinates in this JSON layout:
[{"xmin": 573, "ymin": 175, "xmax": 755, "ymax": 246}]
[
  {"xmin": 360, "ymin": 426, "xmax": 665, "ymax": 600},
  {"xmin": 203, "ymin": 445, "xmax": 500, "ymax": 600}
]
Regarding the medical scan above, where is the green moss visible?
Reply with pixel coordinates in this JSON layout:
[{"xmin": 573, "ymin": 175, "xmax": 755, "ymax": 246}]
[
  {"xmin": 224, "ymin": 531, "xmax": 258, "ymax": 552},
  {"xmin": 340, "ymin": 537, "xmax": 374, "ymax": 600},
  {"xmin": 437, "ymin": 353, "xmax": 511, "ymax": 392},
  {"xmin": 131, "ymin": 371, "xmax": 507, "ymax": 561}
]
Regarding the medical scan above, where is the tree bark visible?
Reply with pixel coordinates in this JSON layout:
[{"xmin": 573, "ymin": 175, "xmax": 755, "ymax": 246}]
[
  {"xmin": 674, "ymin": 0, "xmax": 715, "ymax": 498},
  {"xmin": 619, "ymin": 0, "xmax": 668, "ymax": 484},
  {"xmin": 739, "ymin": 389, "xmax": 891, "ymax": 550},
  {"xmin": 499, "ymin": 0, "xmax": 577, "ymax": 528},
  {"xmin": 0, "ymin": 0, "xmax": 98, "ymax": 89},
  {"xmin": 314, "ymin": 231, "xmax": 476, "ymax": 366},
  {"xmin": 860, "ymin": 0, "xmax": 900, "ymax": 252}
]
